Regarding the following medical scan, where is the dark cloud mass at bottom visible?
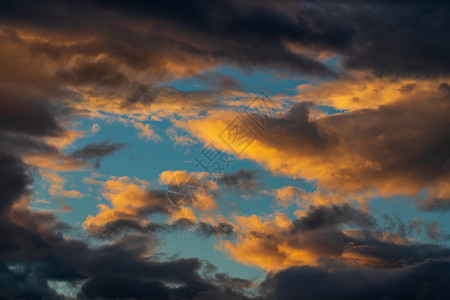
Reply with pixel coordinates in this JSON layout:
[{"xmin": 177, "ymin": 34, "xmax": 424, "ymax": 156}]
[{"xmin": 261, "ymin": 259, "xmax": 450, "ymax": 300}]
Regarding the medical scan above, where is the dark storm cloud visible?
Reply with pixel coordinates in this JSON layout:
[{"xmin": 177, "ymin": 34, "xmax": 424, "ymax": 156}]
[
  {"xmin": 122, "ymin": 84, "xmax": 219, "ymax": 109},
  {"xmin": 57, "ymin": 60, "xmax": 129, "ymax": 87},
  {"xmin": 0, "ymin": 263, "xmax": 63, "ymax": 300},
  {"xmin": 260, "ymin": 259, "xmax": 450, "ymax": 300},
  {"xmin": 85, "ymin": 0, "xmax": 346, "ymax": 77},
  {"xmin": 0, "ymin": 152, "xmax": 80, "ymax": 298},
  {"xmin": 125, "ymin": 84, "xmax": 161, "ymax": 105},
  {"xmin": 1, "ymin": 0, "xmax": 448, "ymax": 77},
  {"xmin": 0, "ymin": 214, "xmax": 252, "ymax": 299},
  {"xmin": 339, "ymin": 1, "xmax": 450, "ymax": 77},
  {"xmin": 87, "ymin": 0, "xmax": 450, "ymax": 77},
  {"xmin": 0, "ymin": 93, "xmax": 61, "ymax": 137},
  {"xmin": 0, "ymin": 218, "xmax": 252, "ymax": 300}
]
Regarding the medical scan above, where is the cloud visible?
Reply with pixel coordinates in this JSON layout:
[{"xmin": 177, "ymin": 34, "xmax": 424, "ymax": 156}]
[
  {"xmin": 183, "ymin": 86, "xmax": 450, "ymax": 206},
  {"xmin": 71, "ymin": 139, "xmax": 126, "ymax": 168},
  {"xmin": 44, "ymin": 129, "xmax": 85, "ymax": 150},
  {"xmin": 59, "ymin": 204, "xmax": 73, "ymax": 213},
  {"xmin": 194, "ymin": 71, "xmax": 243, "ymax": 91},
  {"xmin": 40, "ymin": 170, "xmax": 83, "ymax": 199},
  {"xmin": 0, "ymin": 0, "xmax": 339, "ymax": 77},
  {"xmin": 2, "ymin": 0, "xmax": 449, "ymax": 79},
  {"xmin": 71, "ymin": 139, "xmax": 126, "ymax": 159},
  {"xmin": 273, "ymin": 186, "xmax": 305, "ymax": 207},
  {"xmin": 196, "ymin": 222, "xmax": 235, "ymax": 238},
  {"xmin": 165, "ymin": 127, "xmax": 198, "ymax": 146},
  {"xmin": 83, "ymin": 170, "xmax": 227, "ymax": 236},
  {"xmin": 0, "ymin": 96, "xmax": 61, "ymax": 137},
  {"xmin": 0, "ymin": 130, "xmax": 88, "ymax": 173},
  {"xmin": 219, "ymin": 204, "xmax": 450, "ymax": 271},
  {"xmin": 160, "ymin": 170, "xmax": 219, "ymax": 210},
  {"xmin": 82, "ymin": 170, "xmax": 234, "ymax": 238},
  {"xmin": 57, "ymin": 60, "xmax": 129, "ymax": 87},
  {"xmin": 22, "ymin": 152, "xmax": 87, "ymax": 172},
  {"xmin": 291, "ymin": 203, "xmax": 375, "ymax": 231},
  {"xmin": 0, "ymin": 1, "xmax": 449, "ymax": 298},
  {"xmin": 85, "ymin": 217, "xmax": 235, "ymax": 240},
  {"xmin": 295, "ymin": 72, "xmax": 447, "ymax": 110},
  {"xmin": 261, "ymin": 259, "xmax": 450, "ymax": 300},
  {"xmin": 380, "ymin": 214, "xmax": 450, "ymax": 242},
  {"xmin": 130, "ymin": 120, "xmax": 161, "ymax": 141},
  {"xmin": 217, "ymin": 169, "xmax": 263, "ymax": 193},
  {"xmin": 0, "ymin": 152, "xmax": 252, "ymax": 299},
  {"xmin": 0, "ymin": 152, "xmax": 31, "ymax": 215},
  {"xmin": 82, "ymin": 176, "xmax": 173, "ymax": 233},
  {"xmin": 71, "ymin": 84, "xmax": 224, "ymax": 121},
  {"xmin": 84, "ymin": 218, "xmax": 193, "ymax": 239},
  {"xmin": 0, "ymin": 212, "xmax": 253, "ymax": 299}
]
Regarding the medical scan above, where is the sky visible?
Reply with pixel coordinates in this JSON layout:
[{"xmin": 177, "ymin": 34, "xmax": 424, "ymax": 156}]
[{"xmin": 0, "ymin": 0, "xmax": 450, "ymax": 299}]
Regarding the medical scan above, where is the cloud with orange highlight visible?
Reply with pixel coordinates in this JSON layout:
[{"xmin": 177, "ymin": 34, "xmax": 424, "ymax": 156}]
[
  {"xmin": 181, "ymin": 85, "xmax": 450, "ymax": 208},
  {"xmin": 218, "ymin": 204, "xmax": 450, "ymax": 271},
  {"xmin": 295, "ymin": 72, "xmax": 448, "ymax": 110},
  {"xmin": 83, "ymin": 176, "xmax": 173, "ymax": 233}
]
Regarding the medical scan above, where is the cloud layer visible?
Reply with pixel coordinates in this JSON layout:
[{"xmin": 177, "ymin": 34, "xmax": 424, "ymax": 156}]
[{"xmin": 1, "ymin": 0, "xmax": 450, "ymax": 299}]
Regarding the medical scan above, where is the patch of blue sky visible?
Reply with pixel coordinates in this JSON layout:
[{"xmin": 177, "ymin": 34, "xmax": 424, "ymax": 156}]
[
  {"xmin": 167, "ymin": 64, "xmax": 347, "ymax": 120},
  {"xmin": 316, "ymin": 104, "xmax": 347, "ymax": 115},
  {"xmin": 167, "ymin": 65, "xmax": 310, "ymax": 96}
]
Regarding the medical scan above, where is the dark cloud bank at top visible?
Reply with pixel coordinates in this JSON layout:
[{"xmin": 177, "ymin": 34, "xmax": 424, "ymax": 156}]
[{"xmin": 0, "ymin": 0, "xmax": 449, "ymax": 78}]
